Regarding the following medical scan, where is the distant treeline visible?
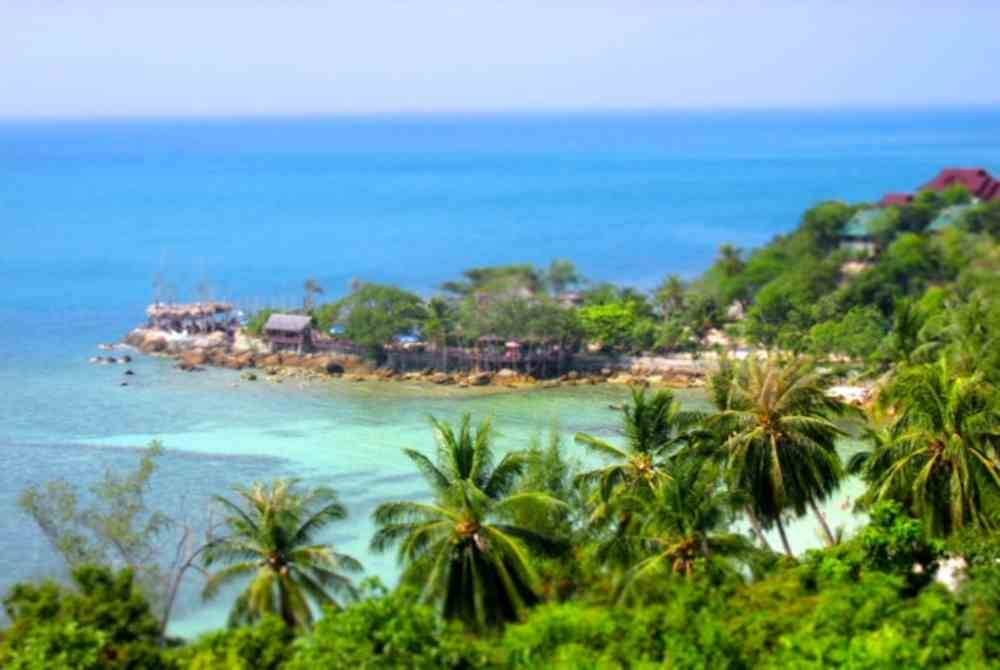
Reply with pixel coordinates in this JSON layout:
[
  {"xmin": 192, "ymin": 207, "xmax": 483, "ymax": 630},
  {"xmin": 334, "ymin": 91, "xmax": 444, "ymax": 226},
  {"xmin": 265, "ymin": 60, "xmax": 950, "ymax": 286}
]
[{"xmin": 245, "ymin": 184, "xmax": 1000, "ymax": 371}]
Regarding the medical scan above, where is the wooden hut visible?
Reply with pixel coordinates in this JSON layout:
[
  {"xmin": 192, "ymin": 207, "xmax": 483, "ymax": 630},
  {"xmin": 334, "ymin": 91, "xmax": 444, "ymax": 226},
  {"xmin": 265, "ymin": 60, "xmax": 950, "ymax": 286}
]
[{"xmin": 264, "ymin": 314, "xmax": 313, "ymax": 353}]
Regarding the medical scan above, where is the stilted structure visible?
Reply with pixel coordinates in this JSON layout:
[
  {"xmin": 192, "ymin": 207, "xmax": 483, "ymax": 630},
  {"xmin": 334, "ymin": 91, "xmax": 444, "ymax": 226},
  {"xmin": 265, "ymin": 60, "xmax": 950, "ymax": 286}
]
[
  {"xmin": 146, "ymin": 302, "xmax": 235, "ymax": 333},
  {"xmin": 264, "ymin": 314, "xmax": 313, "ymax": 353}
]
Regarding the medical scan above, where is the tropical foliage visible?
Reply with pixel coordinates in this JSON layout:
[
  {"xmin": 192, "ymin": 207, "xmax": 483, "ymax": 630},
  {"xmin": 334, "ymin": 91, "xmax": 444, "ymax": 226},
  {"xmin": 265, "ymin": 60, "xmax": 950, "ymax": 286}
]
[
  {"xmin": 850, "ymin": 360, "xmax": 1000, "ymax": 536},
  {"xmin": 13, "ymin": 192, "xmax": 1000, "ymax": 667},
  {"xmin": 371, "ymin": 415, "xmax": 567, "ymax": 630},
  {"xmin": 710, "ymin": 355, "xmax": 852, "ymax": 553},
  {"xmin": 202, "ymin": 480, "xmax": 362, "ymax": 631}
]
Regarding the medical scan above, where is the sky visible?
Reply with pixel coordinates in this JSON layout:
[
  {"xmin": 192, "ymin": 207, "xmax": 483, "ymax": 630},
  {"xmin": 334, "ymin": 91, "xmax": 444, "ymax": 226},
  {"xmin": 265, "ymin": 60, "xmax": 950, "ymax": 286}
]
[{"xmin": 2, "ymin": 1, "xmax": 1000, "ymax": 119}]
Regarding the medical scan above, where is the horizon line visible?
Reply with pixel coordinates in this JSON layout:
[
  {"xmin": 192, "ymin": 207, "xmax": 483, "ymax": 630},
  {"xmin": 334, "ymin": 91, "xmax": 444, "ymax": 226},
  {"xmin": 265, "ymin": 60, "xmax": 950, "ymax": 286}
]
[{"xmin": 3, "ymin": 101, "xmax": 1000, "ymax": 125}]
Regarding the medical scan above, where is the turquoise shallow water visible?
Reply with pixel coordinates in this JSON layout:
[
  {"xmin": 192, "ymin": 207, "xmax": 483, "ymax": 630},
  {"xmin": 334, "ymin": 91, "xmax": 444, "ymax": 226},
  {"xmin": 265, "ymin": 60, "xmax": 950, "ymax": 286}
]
[{"xmin": 1, "ymin": 109, "xmax": 993, "ymax": 632}]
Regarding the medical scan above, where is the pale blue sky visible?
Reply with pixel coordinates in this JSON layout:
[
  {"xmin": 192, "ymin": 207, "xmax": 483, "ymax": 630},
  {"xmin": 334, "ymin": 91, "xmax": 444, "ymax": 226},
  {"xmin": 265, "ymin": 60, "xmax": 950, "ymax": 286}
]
[{"xmin": 2, "ymin": 1, "xmax": 999, "ymax": 119}]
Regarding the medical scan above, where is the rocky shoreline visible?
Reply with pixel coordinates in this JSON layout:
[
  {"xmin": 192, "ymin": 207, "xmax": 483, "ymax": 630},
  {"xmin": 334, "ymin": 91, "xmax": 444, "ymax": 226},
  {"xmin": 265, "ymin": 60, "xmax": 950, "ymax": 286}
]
[{"xmin": 121, "ymin": 327, "xmax": 709, "ymax": 391}]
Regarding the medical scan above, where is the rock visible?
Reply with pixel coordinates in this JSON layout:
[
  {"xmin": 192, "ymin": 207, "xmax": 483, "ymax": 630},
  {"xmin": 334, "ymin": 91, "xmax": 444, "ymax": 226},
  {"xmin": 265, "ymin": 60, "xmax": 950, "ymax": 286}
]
[
  {"xmin": 608, "ymin": 373, "xmax": 637, "ymax": 385},
  {"xmin": 120, "ymin": 355, "xmax": 132, "ymax": 363},
  {"xmin": 241, "ymin": 372, "xmax": 258, "ymax": 381},
  {"xmin": 323, "ymin": 361, "xmax": 345, "ymax": 375},
  {"xmin": 232, "ymin": 330, "xmax": 269, "ymax": 354},
  {"xmin": 141, "ymin": 333, "xmax": 168, "ymax": 353},
  {"xmin": 495, "ymin": 368, "xmax": 517, "ymax": 379},
  {"xmin": 280, "ymin": 354, "xmax": 305, "ymax": 368},
  {"xmin": 600, "ymin": 368, "xmax": 613, "ymax": 377},
  {"xmin": 124, "ymin": 330, "xmax": 151, "ymax": 348},
  {"xmin": 541, "ymin": 380, "xmax": 561, "ymax": 389},
  {"xmin": 258, "ymin": 354, "xmax": 283, "ymax": 367},
  {"xmin": 429, "ymin": 372, "xmax": 453, "ymax": 385},
  {"xmin": 123, "ymin": 369, "xmax": 135, "ymax": 376},
  {"xmin": 457, "ymin": 382, "xmax": 469, "ymax": 388},
  {"xmin": 119, "ymin": 381, "xmax": 129, "ymax": 387},
  {"xmin": 467, "ymin": 372, "xmax": 492, "ymax": 386},
  {"xmin": 567, "ymin": 370, "xmax": 579, "ymax": 380},
  {"xmin": 180, "ymin": 350, "xmax": 209, "ymax": 367},
  {"xmin": 198, "ymin": 331, "xmax": 228, "ymax": 349},
  {"xmin": 216, "ymin": 352, "xmax": 254, "ymax": 370}
]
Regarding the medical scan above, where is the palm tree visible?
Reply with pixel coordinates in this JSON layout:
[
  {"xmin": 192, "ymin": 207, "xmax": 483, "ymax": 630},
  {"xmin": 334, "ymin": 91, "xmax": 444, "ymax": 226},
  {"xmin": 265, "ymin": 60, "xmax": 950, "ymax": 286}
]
[
  {"xmin": 875, "ymin": 298, "xmax": 930, "ymax": 368},
  {"xmin": 717, "ymin": 243, "xmax": 745, "ymax": 277},
  {"xmin": 617, "ymin": 460, "xmax": 752, "ymax": 601},
  {"xmin": 923, "ymin": 296, "xmax": 1000, "ymax": 380},
  {"xmin": 424, "ymin": 297, "xmax": 456, "ymax": 369},
  {"xmin": 371, "ymin": 414, "xmax": 566, "ymax": 630},
  {"xmin": 699, "ymin": 356, "xmax": 771, "ymax": 552},
  {"xmin": 202, "ymin": 480, "xmax": 361, "ymax": 631},
  {"xmin": 575, "ymin": 387, "xmax": 702, "ymax": 504},
  {"xmin": 654, "ymin": 274, "xmax": 686, "ymax": 317},
  {"xmin": 303, "ymin": 278, "xmax": 324, "ymax": 311},
  {"xmin": 546, "ymin": 259, "xmax": 582, "ymax": 295},
  {"xmin": 849, "ymin": 360, "xmax": 1000, "ymax": 536},
  {"xmin": 711, "ymin": 356, "xmax": 851, "ymax": 555},
  {"xmin": 573, "ymin": 387, "xmax": 703, "ymax": 568}
]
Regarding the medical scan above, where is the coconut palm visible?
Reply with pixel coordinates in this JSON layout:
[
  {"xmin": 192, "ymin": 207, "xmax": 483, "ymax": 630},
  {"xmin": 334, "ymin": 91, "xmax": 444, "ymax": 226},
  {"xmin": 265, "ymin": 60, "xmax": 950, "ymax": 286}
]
[
  {"xmin": 698, "ymin": 356, "xmax": 772, "ymax": 552},
  {"xmin": 717, "ymin": 243, "xmax": 745, "ymax": 277},
  {"xmin": 202, "ymin": 479, "xmax": 361, "ymax": 631},
  {"xmin": 849, "ymin": 360, "xmax": 1000, "ymax": 536},
  {"xmin": 573, "ymin": 387, "xmax": 704, "ymax": 568},
  {"xmin": 654, "ymin": 274, "xmax": 686, "ymax": 317},
  {"xmin": 303, "ymin": 278, "xmax": 324, "ymax": 311},
  {"xmin": 371, "ymin": 414, "xmax": 566, "ymax": 630},
  {"xmin": 424, "ymin": 297, "xmax": 457, "ymax": 369},
  {"xmin": 711, "ymin": 355, "xmax": 851, "ymax": 555},
  {"xmin": 574, "ymin": 387, "xmax": 703, "ymax": 504},
  {"xmin": 875, "ymin": 298, "xmax": 931, "ymax": 368},
  {"xmin": 617, "ymin": 460, "xmax": 752, "ymax": 601}
]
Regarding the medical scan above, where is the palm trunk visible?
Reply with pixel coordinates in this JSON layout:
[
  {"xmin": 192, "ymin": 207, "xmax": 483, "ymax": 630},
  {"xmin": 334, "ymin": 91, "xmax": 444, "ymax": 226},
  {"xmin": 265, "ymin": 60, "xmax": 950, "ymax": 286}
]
[
  {"xmin": 809, "ymin": 498, "xmax": 836, "ymax": 547},
  {"xmin": 775, "ymin": 515, "xmax": 794, "ymax": 557},
  {"xmin": 745, "ymin": 505, "xmax": 772, "ymax": 551}
]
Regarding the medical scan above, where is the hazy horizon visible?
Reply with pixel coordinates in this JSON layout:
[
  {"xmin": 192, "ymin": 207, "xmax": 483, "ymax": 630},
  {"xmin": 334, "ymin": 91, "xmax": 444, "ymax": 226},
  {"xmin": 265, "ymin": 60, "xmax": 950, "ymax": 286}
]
[
  {"xmin": 3, "ymin": 1, "xmax": 1000, "ymax": 120},
  {"xmin": 5, "ymin": 103, "xmax": 1000, "ymax": 125}
]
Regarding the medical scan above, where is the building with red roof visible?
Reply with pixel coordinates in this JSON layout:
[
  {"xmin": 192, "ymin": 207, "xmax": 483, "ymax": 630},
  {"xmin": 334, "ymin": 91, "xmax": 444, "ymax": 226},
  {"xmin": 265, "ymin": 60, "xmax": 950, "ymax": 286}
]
[
  {"xmin": 878, "ymin": 193, "xmax": 914, "ymax": 207},
  {"xmin": 921, "ymin": 168, "xmax": 1000, "ymax": 201}
]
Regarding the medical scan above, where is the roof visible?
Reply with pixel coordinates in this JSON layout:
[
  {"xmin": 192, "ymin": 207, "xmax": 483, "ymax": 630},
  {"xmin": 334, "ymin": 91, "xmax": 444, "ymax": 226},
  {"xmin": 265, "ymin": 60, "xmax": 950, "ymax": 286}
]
[
  {"xmin": 922, "ymin": 168, "xmax": 1000, "ymax": 201},
  {"xmin": 146, "ymin": 302, "xmax": 233, "ymax": 319},
  {"xmin": 879, "ymin": 193, "xmax": 913, "ymax": 207},
  {"xmin": 927, "ymin": 204, "xmax": 973, "ymax": 233},
  {"xmin": 842, "ymin": 209, "xmax": 886, "ymax": 238},
  {"xmin": 264, "ymin": 313, "xmax": 312, "ymax": 333}
]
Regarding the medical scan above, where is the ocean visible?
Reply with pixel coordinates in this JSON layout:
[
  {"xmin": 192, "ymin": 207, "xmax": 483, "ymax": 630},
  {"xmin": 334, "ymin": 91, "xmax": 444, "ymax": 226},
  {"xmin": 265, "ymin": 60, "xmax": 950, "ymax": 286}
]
[{"xmin": 2, "ymin": 109, "xmax": 999, "ymax": 633}]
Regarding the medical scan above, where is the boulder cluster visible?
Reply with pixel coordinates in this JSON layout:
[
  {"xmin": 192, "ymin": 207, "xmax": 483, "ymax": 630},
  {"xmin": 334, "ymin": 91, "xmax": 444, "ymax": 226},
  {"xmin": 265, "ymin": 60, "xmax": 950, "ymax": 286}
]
[
  {"xmin": 121, "ymin": 328, "xmax": 707, "ymax": 391},
  {"xmin": 123, "ymin": 328, "xmax": 359, "ymax": 381}
]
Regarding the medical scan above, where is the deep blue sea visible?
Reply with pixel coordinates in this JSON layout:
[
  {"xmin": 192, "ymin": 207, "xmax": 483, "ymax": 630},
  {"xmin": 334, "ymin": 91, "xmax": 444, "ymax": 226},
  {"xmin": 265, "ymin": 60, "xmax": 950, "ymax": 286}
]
[{"xmin": 2, "ymin": 109, "xmax": 1000, "ymax": 633}]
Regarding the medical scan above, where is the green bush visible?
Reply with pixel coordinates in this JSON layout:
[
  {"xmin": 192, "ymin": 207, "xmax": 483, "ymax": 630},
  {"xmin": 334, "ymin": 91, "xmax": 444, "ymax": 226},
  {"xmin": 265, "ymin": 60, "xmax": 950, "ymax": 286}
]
[
  {"xmin": 285, "ymin": 582, "xmax": 492, "ymax": 669},
  {"xmin": 0, "ymin": 565, "xmax": 169, "ymax": 670},
  {"xmin": 171, "ymin": 616, "xmax": 292, "ymax": 670}
]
